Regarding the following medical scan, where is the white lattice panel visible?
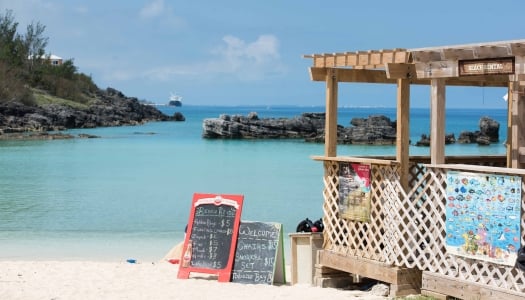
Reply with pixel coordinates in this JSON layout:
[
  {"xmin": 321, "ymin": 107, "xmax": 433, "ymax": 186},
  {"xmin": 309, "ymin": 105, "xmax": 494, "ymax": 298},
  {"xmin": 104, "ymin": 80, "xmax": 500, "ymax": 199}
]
[{"xmin": 320, "ymin": 158, "xmax": 525, "ymax": 294}]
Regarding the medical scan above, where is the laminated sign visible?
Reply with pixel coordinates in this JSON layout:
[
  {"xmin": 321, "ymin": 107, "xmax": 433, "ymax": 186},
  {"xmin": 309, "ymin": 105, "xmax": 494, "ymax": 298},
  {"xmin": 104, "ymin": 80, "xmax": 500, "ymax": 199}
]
[
  {"xmin": 445, "ymin": 171, "xmax": 522, "ymax": 266},
  {"xmin": 338, "ymin": 162, "xmax": 372, "ymax": 222}
]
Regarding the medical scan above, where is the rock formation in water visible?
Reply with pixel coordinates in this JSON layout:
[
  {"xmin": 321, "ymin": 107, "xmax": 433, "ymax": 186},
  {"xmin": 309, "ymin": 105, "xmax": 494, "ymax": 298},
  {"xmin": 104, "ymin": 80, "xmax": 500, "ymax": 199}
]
[
  {"xmin": 202, "ymin": 112, "xmax": 399, "ymax": 145},
  {"xmin": 204, "ymin": 112, "xmax": 501, "ymax": 147}
]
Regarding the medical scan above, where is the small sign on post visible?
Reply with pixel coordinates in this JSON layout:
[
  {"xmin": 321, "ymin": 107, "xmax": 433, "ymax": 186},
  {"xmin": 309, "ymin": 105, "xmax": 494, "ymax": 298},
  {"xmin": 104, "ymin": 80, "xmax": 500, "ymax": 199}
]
[{"xmin": 177, "ymin": 193, "xmax": 244, "ymax": 282}]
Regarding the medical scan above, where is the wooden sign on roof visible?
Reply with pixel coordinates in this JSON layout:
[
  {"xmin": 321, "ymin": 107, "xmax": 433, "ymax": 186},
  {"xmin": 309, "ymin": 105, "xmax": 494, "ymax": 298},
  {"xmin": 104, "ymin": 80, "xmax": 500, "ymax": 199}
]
[{"xmin": 458, "ymin": 57, "xmax": 515, "ymax": 76}]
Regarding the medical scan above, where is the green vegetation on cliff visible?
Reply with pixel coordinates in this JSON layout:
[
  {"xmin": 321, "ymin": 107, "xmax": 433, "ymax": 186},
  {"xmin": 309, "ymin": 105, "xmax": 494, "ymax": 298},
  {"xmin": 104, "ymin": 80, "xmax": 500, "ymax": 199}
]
[
  {"xmin": 0, "ymin": 9, "xmax": 98, "ymax": 106},
  {"xmin": 0, "ymin": 10, "xmax": 178, "ymax": 137}
]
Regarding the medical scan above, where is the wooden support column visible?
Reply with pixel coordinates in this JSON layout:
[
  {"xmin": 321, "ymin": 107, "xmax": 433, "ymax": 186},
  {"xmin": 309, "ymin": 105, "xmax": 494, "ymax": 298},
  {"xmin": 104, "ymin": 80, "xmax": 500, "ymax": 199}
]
[
  {"xmin": 430, "ymin": 79, "xmax": 445, "ymax": 165},
  {"xmin": 325, "ymin": 68, "xmax": 338, "ymax": 157},
  {"xmin": 507, "ymin": 83, "xmax": 513, "ymax": 168},
  {"xmin": 396, "ymin": 78, "xmax": 410, "ymax": 191},
  {"xmin": 510, "ymin": 79, "xmax": 525, "ymax": 168}
]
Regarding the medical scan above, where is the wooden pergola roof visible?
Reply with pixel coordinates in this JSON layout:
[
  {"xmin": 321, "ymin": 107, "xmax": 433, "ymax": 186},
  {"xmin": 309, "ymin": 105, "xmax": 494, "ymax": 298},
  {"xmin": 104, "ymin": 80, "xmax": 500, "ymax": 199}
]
[
  {"xmin": 304, "ymin": 39, "xmax": 525, "ymax": 183},
  {"xmin": 304, "ymin": 39, "xmax": 525, "ymax": 87}
]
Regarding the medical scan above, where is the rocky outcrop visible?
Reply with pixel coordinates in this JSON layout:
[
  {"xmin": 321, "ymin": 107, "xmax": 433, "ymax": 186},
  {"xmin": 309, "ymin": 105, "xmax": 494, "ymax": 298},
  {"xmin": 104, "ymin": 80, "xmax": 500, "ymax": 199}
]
[
  {"xmin": 205, "ymin": 112, "xmax": 501, "ymax": 147},
  {"xmin": 202, "ymin": 112, "xmax": 325, "ymax": 139},
  {"xmin": 479, "ymin": 116, "xmax": 500, "ymax": 143},
  {"xmin": 202, "ymin": 113, "xmax": 399, "ymax": 145},
  {"xmin": 456, "ymin": 116, "xmax": 500, "ymax": 145},
  {"xmin": 304, "ymin": 115, "xmax": 398, "ymax": 144},
  {"xmin": 416, "ymin": 116, "xmax": 499, "ymax": 146},
  {"xmin": 415, "ymin": 133, "xmax": 456, "ymax": 146},
  {"xmin": 173, "ymin": 112, "xmax": 185, "ymax": 121},
  {"xmin": 0, "ymin": 131, "xmax": 75, "ymax": 140},
  {"xmin": 338, "ymin": 115, "xmax": 397, "ymax": 145},
  {"xmin": 0, "ymin": 87, "xmax": 184, "ymax": 138}
]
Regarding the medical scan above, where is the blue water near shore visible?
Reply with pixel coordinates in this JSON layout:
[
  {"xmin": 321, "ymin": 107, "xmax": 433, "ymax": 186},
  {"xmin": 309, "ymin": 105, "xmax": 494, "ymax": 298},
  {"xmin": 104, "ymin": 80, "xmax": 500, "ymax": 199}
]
[{"xmin": 0, "ymin": 105, "xmax": 507, "ymax": 261}]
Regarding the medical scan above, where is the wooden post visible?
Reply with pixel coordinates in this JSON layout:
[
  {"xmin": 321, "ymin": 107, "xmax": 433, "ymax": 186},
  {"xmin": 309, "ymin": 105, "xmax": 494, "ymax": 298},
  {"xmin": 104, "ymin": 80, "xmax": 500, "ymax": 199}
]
[
  {"xmin": 396, "ymin": 78, "xmax": 410, "ymax": 191},
  {"xmin": 430, "ymin": 79, "xmax": 445, "ymax": 165},
  {"xmin": 510, "ymin": 79, "xmax": 525, "ymax": 168},
  {"xmin": 325, "ymin": 68, "xmax": 338, "ymax": 157},
  {"xmin": 507, "ymin": 83, "xmax": 513, "ymax": 168}
]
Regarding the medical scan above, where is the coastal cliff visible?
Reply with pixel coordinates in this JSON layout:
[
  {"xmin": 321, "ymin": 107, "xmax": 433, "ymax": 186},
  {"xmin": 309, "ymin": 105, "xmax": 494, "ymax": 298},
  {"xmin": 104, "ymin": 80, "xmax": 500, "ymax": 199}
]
[{"xmin": 0, "ymin": 87, "xmax": 176, "ymax": 140}]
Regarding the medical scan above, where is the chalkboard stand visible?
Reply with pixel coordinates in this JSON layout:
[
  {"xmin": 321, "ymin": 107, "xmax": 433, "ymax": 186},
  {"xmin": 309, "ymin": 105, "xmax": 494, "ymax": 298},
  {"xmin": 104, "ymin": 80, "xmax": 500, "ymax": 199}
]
[
  {"xmin": 177, "ymin": 193, "xmax": 244, "ymax": 282},
  {"xmin": 231, "ymin": 221, "xmax": 286, "ymax": 285}
]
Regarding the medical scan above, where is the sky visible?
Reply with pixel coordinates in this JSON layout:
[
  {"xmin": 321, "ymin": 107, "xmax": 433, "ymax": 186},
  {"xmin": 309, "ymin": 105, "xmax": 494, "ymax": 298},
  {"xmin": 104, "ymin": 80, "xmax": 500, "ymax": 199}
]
[{"xmin": 1, "ymin": 0, "xmax": 523, "ymax": 108}]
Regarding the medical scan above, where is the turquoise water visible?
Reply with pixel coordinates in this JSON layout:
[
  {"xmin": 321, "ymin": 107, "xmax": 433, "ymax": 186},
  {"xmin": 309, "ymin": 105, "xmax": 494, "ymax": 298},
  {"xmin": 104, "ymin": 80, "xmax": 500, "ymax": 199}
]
[{"xmin": 0, "ymin": 106, "xmax": 507, "ymax": 261}]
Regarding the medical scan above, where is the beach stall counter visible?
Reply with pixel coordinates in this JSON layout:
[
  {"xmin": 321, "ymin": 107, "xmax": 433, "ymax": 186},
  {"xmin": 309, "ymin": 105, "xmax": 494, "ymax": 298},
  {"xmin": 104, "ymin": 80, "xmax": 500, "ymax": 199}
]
[{"xmin": 304, "ymin": 39, "xmax": 525, "ymax": 299}]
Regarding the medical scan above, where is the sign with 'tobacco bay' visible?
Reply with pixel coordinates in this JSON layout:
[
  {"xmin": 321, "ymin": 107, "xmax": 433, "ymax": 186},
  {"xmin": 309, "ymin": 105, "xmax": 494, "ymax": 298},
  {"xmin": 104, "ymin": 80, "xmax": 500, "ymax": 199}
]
[{"xmin": 231, "ymin": 221, "xmax": 286, "ymax": 285}]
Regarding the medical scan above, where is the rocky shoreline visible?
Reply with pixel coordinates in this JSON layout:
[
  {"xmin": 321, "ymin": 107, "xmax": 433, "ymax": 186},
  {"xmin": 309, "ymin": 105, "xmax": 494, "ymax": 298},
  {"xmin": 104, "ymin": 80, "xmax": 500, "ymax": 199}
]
[
  {"xmin": 0, "ymin": 87, "xmax": 181, "ymax": 140},
  {"xmin": 202, "ymin": 112, "xmax": 500, "ymax": 146}
]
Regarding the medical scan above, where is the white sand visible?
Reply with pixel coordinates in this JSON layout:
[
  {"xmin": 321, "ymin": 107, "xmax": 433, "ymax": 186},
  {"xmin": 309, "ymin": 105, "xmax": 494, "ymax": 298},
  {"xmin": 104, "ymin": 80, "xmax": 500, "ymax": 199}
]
[{"xmin": 0, "ymin": 260, "xmax": 389, "ymax": 300}]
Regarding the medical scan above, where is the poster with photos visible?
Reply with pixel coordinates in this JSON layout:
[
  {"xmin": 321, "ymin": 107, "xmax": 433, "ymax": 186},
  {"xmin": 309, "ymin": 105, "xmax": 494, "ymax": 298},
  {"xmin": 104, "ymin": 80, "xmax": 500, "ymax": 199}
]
[
  {"xmin": 445, "ymin": 171, "xmax": 522, "ymax": 266},
  {"xmin": 338, "ymin": 162, "xmax": 371, "ymax": 222}
]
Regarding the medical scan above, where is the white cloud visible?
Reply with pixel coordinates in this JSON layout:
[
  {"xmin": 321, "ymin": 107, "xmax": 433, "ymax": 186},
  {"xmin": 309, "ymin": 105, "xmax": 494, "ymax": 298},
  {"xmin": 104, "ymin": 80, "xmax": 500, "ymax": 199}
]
[
  {"xmin": 217, "ymin": 34, "xmax": 280, "ymax": 64},
  {"xmin": 141, "ymin": 34, "xmax": 286, "ymax": 82},
  {"xmin": 139, "ymin": 0, "xmax": 165, "ymax": 19},
  {"xmin": 205, "ymin": 34, "xmax": 285, "ymax": 80}
]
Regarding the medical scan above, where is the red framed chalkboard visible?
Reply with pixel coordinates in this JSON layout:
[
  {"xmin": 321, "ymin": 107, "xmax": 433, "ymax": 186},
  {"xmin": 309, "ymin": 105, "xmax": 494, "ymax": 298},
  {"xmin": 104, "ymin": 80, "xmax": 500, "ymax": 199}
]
[{"xmin": 177, "ymin": 193, "xmax": 244, "ymax": 282}]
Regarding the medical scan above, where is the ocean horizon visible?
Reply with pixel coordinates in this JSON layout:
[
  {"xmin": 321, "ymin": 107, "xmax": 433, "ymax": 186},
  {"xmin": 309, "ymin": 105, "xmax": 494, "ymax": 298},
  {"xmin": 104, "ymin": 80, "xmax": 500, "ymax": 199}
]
[{"xmin": 0, "ymin": 105, "xmax": 508, "ymax": 262}]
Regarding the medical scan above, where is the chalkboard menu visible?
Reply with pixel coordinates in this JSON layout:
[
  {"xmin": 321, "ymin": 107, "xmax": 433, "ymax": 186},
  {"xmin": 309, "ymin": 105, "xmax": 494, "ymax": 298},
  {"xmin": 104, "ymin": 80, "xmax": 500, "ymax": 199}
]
[
  {"xmin": 231, "ymin": 221, "xmax": 285, "ymax": 285},
  {"xmin": 177, "ymin": 193, "xmax": 244, "ymax": 282}
]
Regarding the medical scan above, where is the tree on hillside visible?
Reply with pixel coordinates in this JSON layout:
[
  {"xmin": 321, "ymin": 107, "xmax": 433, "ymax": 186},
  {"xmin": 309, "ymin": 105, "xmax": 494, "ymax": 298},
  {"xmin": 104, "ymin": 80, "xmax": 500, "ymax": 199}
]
[
  {"xmin": 0, "ymin": 10, "xmax": 33, "ymax": 104},
  {"xmin": 0, "ymin": 9, "xmax": 97, "ymax": 105},
  {"xmin": 0, "ymin": 10, "xmax": 19, "ymax": 63},
  {"xmin": 22, "ymin": 21, "xmax": 50, "ymax": 89}
]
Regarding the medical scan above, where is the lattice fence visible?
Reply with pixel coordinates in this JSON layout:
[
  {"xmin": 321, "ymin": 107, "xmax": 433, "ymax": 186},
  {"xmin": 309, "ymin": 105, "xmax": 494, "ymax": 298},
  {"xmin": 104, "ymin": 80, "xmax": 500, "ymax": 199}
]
[
  {"xmin": 322, "ymin": 160, "xmax": 400, "ymax": 263},
  {"xmin": 321, "ymin": 157, "xmax": 525, "ymax": 294}
]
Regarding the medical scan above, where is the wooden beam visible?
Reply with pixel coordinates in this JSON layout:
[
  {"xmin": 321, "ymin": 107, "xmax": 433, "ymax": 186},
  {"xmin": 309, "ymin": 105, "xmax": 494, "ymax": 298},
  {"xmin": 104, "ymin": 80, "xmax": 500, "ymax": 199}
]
[
  {"xmin": 325, "ymin": 68, "xmax": 338, "ymax": 157},
  {"xmin": 474, "ymin": 45, "xmax": 511, "ymax": 58},
  {"xmin": 309, "ymin": 67, "xmax": 508, "ymax": 87},
  {"xmin": 397, "ymin": 78, "xmax": 410, "ymax": 191},
  {"xmin": 415, "ymin": 60, "xmax": 458, "ymax": 78},
  {"xmin": 422, "ymin": 271, "xmax": 525, "ymax": 300},
  {"xmin": 309, "ymin": 67, "xmax": 326, "ymax": 81},
  {"xmin": 411, "ymin": 50, "xmax": 442, "ymax": 63},
  {"xmin": 444, "ymin": 75, "xmax": 509, "ymax": 87},
  {"xmin": 338, "ymin": 68, "xmax": 395, "ymax": 83},
  {"xmin": 386, "ymin": 63, "xmax": 416, "ymax": 79},
  {"xmin": 430, "ymin": 79, "xmax": 446, "ymax": 164},
  {"xmin": 510, "ymin": 43, "xmax": 525, "ymax": 56},
  {"xmin": 317, "ymin": 250, "xmax": 422, "ymax": 297},
  {"xmin": 310, "ymin": 155, "xmax": 398, "ymax": 166},
  {"xmin": 441, "ymin": 48, "xmax": 475, "ymax": 60},
  {"xmin": 311, "ymin": 68, "xmax": 406, "ymax": 84}
]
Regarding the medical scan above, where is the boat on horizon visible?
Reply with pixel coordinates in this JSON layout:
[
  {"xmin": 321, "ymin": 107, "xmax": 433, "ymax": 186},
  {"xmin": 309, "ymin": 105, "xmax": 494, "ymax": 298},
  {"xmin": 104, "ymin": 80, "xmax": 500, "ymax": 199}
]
[{"xmin": 168, "ymin": 92, "xmax": 183, "ymax": 107}]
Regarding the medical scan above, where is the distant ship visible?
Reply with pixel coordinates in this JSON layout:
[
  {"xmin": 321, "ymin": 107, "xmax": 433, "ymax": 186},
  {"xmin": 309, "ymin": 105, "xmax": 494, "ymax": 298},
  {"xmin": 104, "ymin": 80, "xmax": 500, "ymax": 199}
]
[{"xmin": 168, "ymin": 92, "xmax": 183, "ymax": 107}]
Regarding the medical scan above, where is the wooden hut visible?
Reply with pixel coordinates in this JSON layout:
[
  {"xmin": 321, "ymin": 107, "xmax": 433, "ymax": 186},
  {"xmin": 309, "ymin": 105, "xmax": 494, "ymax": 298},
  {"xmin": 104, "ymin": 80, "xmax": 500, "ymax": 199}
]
[{"xmin": 304, "ymin": 39, "xmax": 525, "ymax": 299}]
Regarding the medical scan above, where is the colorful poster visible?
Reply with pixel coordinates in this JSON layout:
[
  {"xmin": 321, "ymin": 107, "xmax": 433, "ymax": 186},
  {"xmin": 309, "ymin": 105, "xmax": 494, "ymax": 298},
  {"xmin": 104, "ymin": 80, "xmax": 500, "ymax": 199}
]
[
  {"xmin": 445, "ymin": 171, "xmax": 522, "ymax": 266},
  {"xmin": 338, "ymin": 162, "xmax": 371, "ymax": 222}
]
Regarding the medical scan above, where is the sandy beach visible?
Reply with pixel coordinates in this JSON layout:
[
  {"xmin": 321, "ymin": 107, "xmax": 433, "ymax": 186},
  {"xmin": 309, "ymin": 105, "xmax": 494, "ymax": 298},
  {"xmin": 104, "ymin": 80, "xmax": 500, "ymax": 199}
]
[{"xmin": 0, "ymin": 260, "xmax": 390, "ymax": 300}]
